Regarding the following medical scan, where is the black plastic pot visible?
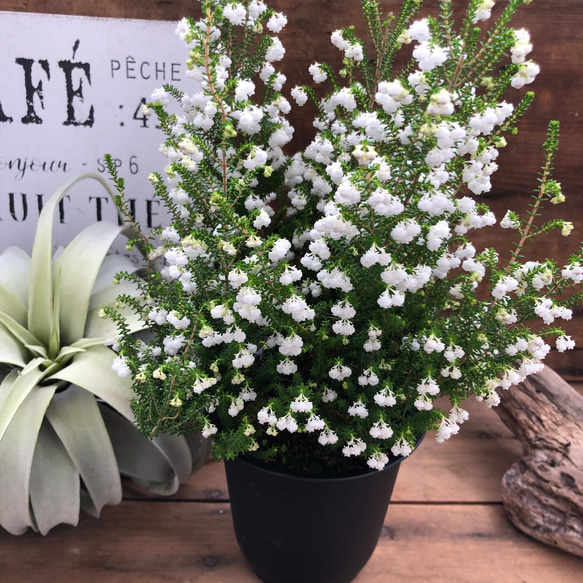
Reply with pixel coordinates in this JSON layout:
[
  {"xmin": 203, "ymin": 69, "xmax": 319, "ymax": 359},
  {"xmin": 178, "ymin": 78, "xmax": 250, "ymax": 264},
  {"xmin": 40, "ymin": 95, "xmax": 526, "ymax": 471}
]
[{"xmin": 224, "ymin": 447, "xmax": 419, "ymax": 583}]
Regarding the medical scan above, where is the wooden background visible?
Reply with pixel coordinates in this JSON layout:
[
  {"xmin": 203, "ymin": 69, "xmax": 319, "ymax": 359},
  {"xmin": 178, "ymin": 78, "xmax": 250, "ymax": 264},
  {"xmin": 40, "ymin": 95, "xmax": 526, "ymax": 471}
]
[
  {"xmin": 1, "ymin": 0, "xmax": 582, "ymax": 377},
  {"xmin": 0, "ymin": 3, "xmax": 582, "ymax": 580},
  {"xmin": 2, "ymin": 394, "xmax": 583, "ymax": 581}
]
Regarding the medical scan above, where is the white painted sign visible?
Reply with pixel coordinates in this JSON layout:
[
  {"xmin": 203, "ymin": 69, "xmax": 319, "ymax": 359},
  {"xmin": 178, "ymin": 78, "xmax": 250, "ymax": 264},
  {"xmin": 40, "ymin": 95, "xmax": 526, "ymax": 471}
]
[{"xmin": 0, "ymin": 12, "xmax": 193, "ymax": 254}]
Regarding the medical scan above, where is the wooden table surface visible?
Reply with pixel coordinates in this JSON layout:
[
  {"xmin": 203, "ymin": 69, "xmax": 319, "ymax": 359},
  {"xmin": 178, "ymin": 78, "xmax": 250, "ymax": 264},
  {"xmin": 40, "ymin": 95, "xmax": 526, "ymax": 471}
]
[{"xmin": 2, "ymin": 390, "xmax": 583, "ymax": 583}]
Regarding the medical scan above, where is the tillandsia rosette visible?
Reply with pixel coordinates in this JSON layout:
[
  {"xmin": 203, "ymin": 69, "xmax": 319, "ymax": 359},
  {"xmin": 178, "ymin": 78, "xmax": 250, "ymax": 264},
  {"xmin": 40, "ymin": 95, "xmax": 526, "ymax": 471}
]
[
  {"xmin": 0, "ymin": 175, "xmax": 207, "ymax": 536},
  {"xmin": 107, "ymin": 0, "xmax": 582, "ymax": 475}
]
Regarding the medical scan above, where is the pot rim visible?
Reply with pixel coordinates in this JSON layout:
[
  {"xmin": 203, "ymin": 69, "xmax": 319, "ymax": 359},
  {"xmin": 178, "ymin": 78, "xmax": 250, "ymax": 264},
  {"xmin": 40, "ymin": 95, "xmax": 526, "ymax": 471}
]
[{"xmin": 225, "ymin": 433, "xmax": 425, "ymax": 483}]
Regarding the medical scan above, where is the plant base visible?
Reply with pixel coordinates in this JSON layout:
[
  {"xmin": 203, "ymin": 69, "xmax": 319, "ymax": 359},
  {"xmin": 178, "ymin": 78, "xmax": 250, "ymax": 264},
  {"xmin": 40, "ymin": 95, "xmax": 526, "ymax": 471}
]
[{"xmin": 225, "ymin": 453, "xmax": 411, "ymax": 583}]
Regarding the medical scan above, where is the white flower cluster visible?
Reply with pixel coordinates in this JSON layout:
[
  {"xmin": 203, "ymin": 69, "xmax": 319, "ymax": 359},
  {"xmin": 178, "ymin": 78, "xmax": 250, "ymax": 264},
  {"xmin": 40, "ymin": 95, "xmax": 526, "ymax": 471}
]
[
  {"xmin": 331, "ymin": 30, "xmax": 364, "ymax": 62},
  {"xmin": 110, "ymin": 0, "xmax": 580, "ymax": 475}
]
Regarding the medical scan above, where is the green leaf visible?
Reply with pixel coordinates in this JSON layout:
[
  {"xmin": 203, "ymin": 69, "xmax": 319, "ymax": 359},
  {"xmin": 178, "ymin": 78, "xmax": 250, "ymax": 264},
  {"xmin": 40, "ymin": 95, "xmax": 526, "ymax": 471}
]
[
  {"xmin": 56, "ymin": 220, "xmax": 126, "ymax": 346},
  {"xmin": 0, "ymin": 284, "xmax": 27, "ymax": 327},
  {"xmin": 20, "ymin": 357, "xmax": 47, "ymax": 376},
  {"xmin": 24, "ymin": 344, "xmax": 48, "ymax": 359},
  {"xmin": 0, "ymin": 370, "xmax": 19, "ymax": 414},
  {"xmin": 0, "ymin": 327, "xmax": 27, "ymax": 368},
  {"xmin": 92, "ymin": 253, "xmax": 141, "ymax": 295},
  {"xmin": 0, "ymin": 368, "xmax": 47, "ymax": 443},
  {"xmin": 0, "ymin": 247, "xmax": 31, "ymax": 302},
  {"xmin": 45, "ymin": 384, "xmax": 122, "ymax": 518},
  {"xmin": 98, "ymin": 403, "xmax": 184, "ymax": 494},
  {"xmin": 29, "ymin": 419, "xmax": 81, "ymax": 535},
  {"xmin": 46, "ymin": 344, "xmax": 134, "ymax": 420},
  {"xmin": 148, "ymin": 433, "xmax": 197, "ymax": 486},
  {"xmin": 85, "ymin": 303, "xmax": 146, "ymax": 339},
  {"xmin": 28, "ymin": 173, "xmax": 122, "ymax": 348},
  {"xmin": 99, "ymin": 404, "xmax": 209, "ymax": 495},
  {"xmin": 53, "ymin": 346, "xmax": 86, "ymax": 368},
  {"xmin": 89, "ymin": 278, "xmax": 140, "ymax": 310},
  {"xmin": 48, "ymin": 268, "xmax": 61, "ymax": 360},
  {"xmin": 0, "ymin": 311, "xmax": 42, "ymax": 350},
  {"xmin": 67, "ymin": 337, "xmax": 107, "ymax": 350},
  {"xmin": 0, "ymin": 381, "xmax": 57, "ymax": 535}
]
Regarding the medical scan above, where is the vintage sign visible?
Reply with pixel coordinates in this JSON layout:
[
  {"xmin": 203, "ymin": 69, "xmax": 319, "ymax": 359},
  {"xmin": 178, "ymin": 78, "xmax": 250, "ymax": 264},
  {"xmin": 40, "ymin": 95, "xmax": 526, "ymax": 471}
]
[{"xmin": 0, "ymin": 11, "xmax": 196, "ymax": 254}]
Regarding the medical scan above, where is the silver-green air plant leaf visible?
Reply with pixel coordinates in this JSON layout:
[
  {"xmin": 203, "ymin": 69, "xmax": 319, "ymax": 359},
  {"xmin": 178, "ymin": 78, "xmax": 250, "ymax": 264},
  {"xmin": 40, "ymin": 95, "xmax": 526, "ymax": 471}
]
[{"xmin": 0, "ymin": 173, "xmax": 210, "ymax": 535}]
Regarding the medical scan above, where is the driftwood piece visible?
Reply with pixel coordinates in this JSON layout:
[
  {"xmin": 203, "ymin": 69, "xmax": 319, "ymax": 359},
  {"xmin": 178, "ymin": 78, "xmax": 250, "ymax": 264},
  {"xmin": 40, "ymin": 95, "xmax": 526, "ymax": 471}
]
[{"xmin": 494, "ymin": 365, "xmax": 583, "ymax": 557}]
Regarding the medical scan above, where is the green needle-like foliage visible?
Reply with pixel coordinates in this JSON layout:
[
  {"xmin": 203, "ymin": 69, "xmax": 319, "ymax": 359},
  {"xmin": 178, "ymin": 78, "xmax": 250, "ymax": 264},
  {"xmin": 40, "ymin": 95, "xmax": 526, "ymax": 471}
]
[{"xmin": 107, "ymin": 0, "xmax": 580, "ymax": 476}]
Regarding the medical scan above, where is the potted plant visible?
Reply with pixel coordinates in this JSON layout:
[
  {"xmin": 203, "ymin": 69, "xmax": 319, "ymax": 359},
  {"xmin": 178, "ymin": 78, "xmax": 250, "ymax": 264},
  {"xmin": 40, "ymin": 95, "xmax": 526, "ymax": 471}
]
[
  {"xmin": 106, "ymin": 0, "xmax": 580, "ymax": 581},
  {"xmin": 0, "ymin": 173, "xmax": 210, "ymax": 536}
]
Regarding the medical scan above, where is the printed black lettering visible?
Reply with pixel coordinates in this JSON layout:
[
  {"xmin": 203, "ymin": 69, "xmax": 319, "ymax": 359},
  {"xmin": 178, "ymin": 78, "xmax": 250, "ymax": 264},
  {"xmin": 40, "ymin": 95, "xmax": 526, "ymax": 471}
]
[
  {"xmin": 58, "ymin": 196, "xmax": 70, "ymax": 223},
  {"xmin": 15, "ymin": 58, "xmax": 50, "ymax": 125},
  {"xmin": 11, "ymin": 159, "xmax": 26, "ymax": 181},
  {"xmin": 89, "ymin": 195, "xmax": 109, "ymax": 221},
  {"xmin": 1, "ymin": 157, "xmax": 70, "ymax": 181},
  {"xmin": 59, "ymin": 42, "xmax": 95, "ymax": 127},
  {"xmin": 111, "ymin": 60, "xmax": 121, "ymax": 78},
  {"xmin": 8, "ymin": 192, "xmax": 28, "ymax": 221},
  {"xmin": 126, "ymin": 56, "xmax": 136, "ymax": 79},
  {"xmin": 0, "ymin": 100, "xmax": 13, "ymax": 123},
  {"xmin": 146, "ymin": 199, "xmax": 161, "ymax": 229},
  {"xmin": 140, "ymin": 61, "xmax": 151, "ymax": 80},
  {"xmin": 155, "ymin": 62, "xmax": 166, "ymax": 81},
  {"xmin": 133, "ymin": 98, "xmax": 149, "ymax": 128}
]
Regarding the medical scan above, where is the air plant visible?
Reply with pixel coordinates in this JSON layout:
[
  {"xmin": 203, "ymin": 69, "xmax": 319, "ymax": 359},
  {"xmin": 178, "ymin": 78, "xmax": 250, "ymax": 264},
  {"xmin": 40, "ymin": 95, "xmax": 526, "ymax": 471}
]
[{"xmin": 0, "ymin": 173, "xmax": 209, "ymax": 535}]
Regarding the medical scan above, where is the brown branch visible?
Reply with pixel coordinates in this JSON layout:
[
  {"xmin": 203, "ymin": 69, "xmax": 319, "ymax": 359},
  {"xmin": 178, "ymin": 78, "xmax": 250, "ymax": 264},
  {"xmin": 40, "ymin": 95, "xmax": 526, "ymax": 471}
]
[{"xmin": 494, "ymin": 365, "xmax": 583, "ymax": 557}]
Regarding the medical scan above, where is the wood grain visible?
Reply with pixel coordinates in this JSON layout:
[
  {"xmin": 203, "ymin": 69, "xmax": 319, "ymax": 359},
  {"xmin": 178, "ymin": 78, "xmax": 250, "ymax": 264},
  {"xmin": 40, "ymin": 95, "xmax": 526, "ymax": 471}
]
[
  {"xmin": 1, "ymin": 379, "xmax": 582, "ymax": 580},
  {"xmin": 543, "ymin": 349, "xmax": 583, "ymax": 383},
  {"xmin": 495, "ymin": 366, "xmax": 583, "ymax": 557},
  {"xmin": 1, "ymin": 502, "xmax": 582, "ymax": 582}
]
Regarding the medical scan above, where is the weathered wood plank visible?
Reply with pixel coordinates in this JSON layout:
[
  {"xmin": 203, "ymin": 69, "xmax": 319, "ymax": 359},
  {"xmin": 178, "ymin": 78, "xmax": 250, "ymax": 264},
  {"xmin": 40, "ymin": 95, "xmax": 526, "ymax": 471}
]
[
  {"xmin": 394, "ymin": 398, "xmax": 522, "ymax": 503},
  {"xmin": 546, "ymin": 350, "xmax": 583, "ymax": 383},
  {"xmin": 1, "ymin": 502, "xmax": 582, "ymax": 582},
  {"xmin": 369, "ymin": 504, "xmax": 583, "ymax": 583},
  {"xmin": 0, "ymin": 0, "xmax": 202, "ymax": 20},
  {"xmin": 0, "ymin": 502, "xmax": 257, "ymax": 583}
]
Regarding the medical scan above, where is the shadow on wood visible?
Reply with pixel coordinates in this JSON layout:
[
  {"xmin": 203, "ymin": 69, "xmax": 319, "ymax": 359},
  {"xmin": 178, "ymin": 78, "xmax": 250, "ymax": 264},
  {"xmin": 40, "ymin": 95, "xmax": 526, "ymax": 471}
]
[{"xmin": 495, "ymin": 365, "xmax": 583, "ymax": 557}]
